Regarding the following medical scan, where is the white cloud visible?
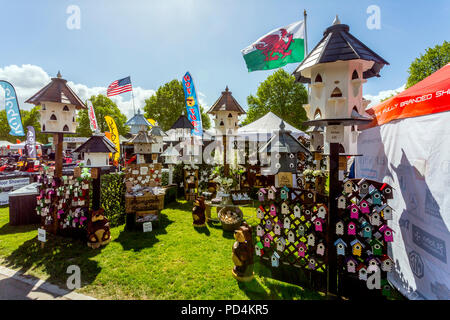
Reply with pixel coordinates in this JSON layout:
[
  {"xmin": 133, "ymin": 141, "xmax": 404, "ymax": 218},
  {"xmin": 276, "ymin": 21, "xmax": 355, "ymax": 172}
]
[
  {"xmin": 364, "ymin": 84, "xmax": 406, "ymax": 109},
  {"xmin": 0, "ymin": 64, "xmax": 156, "ymax": 119}
]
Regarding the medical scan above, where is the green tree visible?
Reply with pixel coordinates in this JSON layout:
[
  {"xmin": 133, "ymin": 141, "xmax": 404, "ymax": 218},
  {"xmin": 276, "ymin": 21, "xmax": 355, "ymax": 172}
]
[
  {"xmin": 406, "ymin": 41, "xmax": 450, "ymax": 88},
  {"xmin": 143, "ymin": 79, "xmax": 211, "ymax": 131},
  {"xmin": 241, "ymin": 69, "xmax": 308, "ymax": 130},
  {"xmin": 76, "ymin": 94, "xmax": 129, "ymax": 137}
]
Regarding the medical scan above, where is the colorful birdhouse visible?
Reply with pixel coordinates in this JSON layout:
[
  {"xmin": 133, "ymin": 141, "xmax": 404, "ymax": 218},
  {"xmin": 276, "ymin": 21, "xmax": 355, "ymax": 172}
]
[
  {"xmin": 283, "ymin": 216, "xmax": 291, "ymax": 229},
  {"xmin": 380, "ymin": 204, "xmax": 393, "ymax": 220},
  {"xmin": 257, "ymin": 206, "xmax": 265, "ymax": 219},
  {"xmin": 370, "ymin": 188, "xmax": 383, "ymax": 205},
  {"xmin": 316, "ymin": 242, "xmax": 325, "ymax": 256},
  {"xmin": 256, "ymin": 225, "xmax": 264, "ymax": 237},
  {"xmin": 382, "ymin": 280, "xmax": 392, "ymax": 297},
  {"xmin": 316, "ymin": 204, "xmax": 328, "ymax": 219},
  {"xmin": 293, "ymin": 204, "xmax": 301, "ymax": 217},
  {"xmin": 337, "ymin": 195, "xmax": 347, "ymax": 209},
  {"xmin": 287, "ymin": 230, "xmax": 296, "ymax": 243},
  {"xmin": 269, "ymin": 204, "xmax": 277, "ymax": 216},
  {"xmin": 361, "ymin": 221, "xmax": 372, "ymax": 238},
  {"xmin": 381, "ymin": 255, "xmax": 394, "ymax": 272},
  {"xmin": 346, "ymin": 257, "xmax": 358, "ymax": 273},
  {"xmin": 298, "ymin": 224, "xmax": 306, "ymax": 236},
  {"xmin": 271, "ymin": 252, "xmax": 280, "ymax": 267},
  {"xmin": 379, "ymin": 225, "xmax": 394, "ymax": 242},
  {"xmin": 266, "ymin": 219, "xmax": 273, "ymax": 231},
  {"xmin": 357, "ymin": 263, "xmax": 368, "ymax": 281},
  {"xmin": 359, "ymin": 199, "xmax": 370, "ymax": 214},
  {"xmin": 350, "ymin": 239, "xmax": 365, "ymax": 256},
  {"xmin": 281, "ymin": 202, "xmax": 290, "ymax": 215},
  {"xmin": 303, "ymin": 191, "xmax": 315, "ymax": 203},
  {"xmin": 303, "ymin": 207, "xmax": 312, "ymax": 220},
  {"xmin": 297, "ymin": 242, "xmax": 307, "ymax": 257},
  {"xmin": 267, "ymin": 186, "xmax": 277, "ymax": 200},
  {"xmin": 308, "ymin": 257, "xmax": 317, "ymax": 270},
  {"xmin": 258, "ymin": 188, "xmax": 267, "ymax": 202},
  {"xmin": 334, "ymin": 238, "xmax": 347, "ymax": 256},
  {"xmin": 369, "ymin": 211, "xmax": 382, "ymax": 226},
  {"xmin": 274, "ymin": 221, "xmax": 283, "ymax": 236},
  {"xmin": 312, "ymin": 217, "xmax": 325, "ymax": 232},
  {"xmin": 348, "ymin": 203, "xmax": 360, "ymax": 219},
  {"xmin": 366, "ymin": 256, "xmax": 380, "ymax": 272},
  {"xmin": 370, "ymin": 238, "xmax": 383, "ymax": 256},
  {"xmin": 255, "ymin": 242, "xmax": 264, "ymax": 256},
  {"xmin": 276, "ymin": 237, "xmax": 286, "ymax": 252},
  {"xmin": 358, "ymin": 179, "xmax": 369, "ymax": 196},
  {"xmin": 343, "ymin": 179, "xmax": 354, "ymax": 194},
  {"xmin": 263, "ymin": 234, "xmax": 273, "ymax": 248},
  {"xmin": 347, "ymin": 221, "xmax": 357, "ymax": 235},
  {"xmin": 336, "ymin": 220, "xmax": 345, "ymax": 236},
  {"xmin": 280, "ymin": 186, "xmax": 289, "ymax": 200},
  {"xmin": 307, "ymin": 232, "xmax": 316, "ymax": 246},
  {"xmin": 380, "ymin": 183, "xmax": 393, "ymax": 200}
]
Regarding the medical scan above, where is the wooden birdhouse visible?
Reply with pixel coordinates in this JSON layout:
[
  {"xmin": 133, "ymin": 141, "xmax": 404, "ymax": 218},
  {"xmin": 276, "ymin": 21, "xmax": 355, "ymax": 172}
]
[
  {"xmin": 347, "ymin": 221, "xmax": 357, "ymax": 235},
  {"xmin": 316, "ymin": 204, "xmax": 328, "ymax": 219},
  {"xmin": 269, "ymin": 204, "xmax": 277, "ymax": 217},
  {"xmin": 370, "ymin": 238, "xmax": 383, "ymax": 256},
  {"xmin": 343, "ymin": 179, "xmax": 354, "ymax": 194},
  {"xmin": 125, "ymin": 109, "xmax": 152, "ymax": 135},
  {"xmin": 267, "ymin": 186, "xmax": 277, "ymax": 200},
  {"xmin": 26, "ymin": 72, "xmax": 87, "ymax": 134},
  {"xmin": 255, "ymin": 242, "xmax": 264, "ymax": 256},
  {"xmin": 297, "ymin": 242, "xmax": 307, "ymax": 257},
  {"xmin": 359, "ymin": 199, "xmax": 370, "ymax": 214},
  {"xmin": 369, "ymin": 211, "xmax": 382, "ymax": 226},
  {"xmin": 381, "ymin": 255, "xmax": 394, "ymax": 272},
  {"xmin": 348, "ymin": 203, "xmax": 360, "ymax": 219},
  {"xmin": 307, "ymin": 126, "xmax": 324, "ymax": 152},
  {"xmin": 303, "ymin": 206, "xmax": 312, "ymax": 219},
  {"xmin": 256, "ymin": 224, "xmax": 264, "ymax": 237},
  {"xmin": 380, "ymin": 183, "xmax": 393, "ymax": 199},
  {"xmin": 293, "ymin": 204, "xmax": 302, "ymax": 217},
  {"xmin": 287, "ymin": 230, "xmax": 296, "ymax": 243},
  {"xmin": 271, "ymin": 252, "xmax": 280, "ymax": 267},
  {"xmin": 361, "ymin": 221, "xmax": 372, "ymax": 238},
  {"xmin": 380, "ymin": 204, "xmax": 393, "ymax": 220},
  {"xmin": 366, "ymin": 256, "xmax": 380, "ymax": 272},
  {"xmin": 358, "ymin": 179, "xmax": 370, "ymax": 196},
  {"xmin": 346, "ymin": 257, "xmax": 358, "ymax": 273},
  {"xmin": 257, "ymin": 188, "xmax": 267, "ymax": 202},
  {"xmin": 265, "ymin": 219, "xmax": 273, "ymax": 231},
  {"xmin": 283, "ymin": 216, "xmax": 291, "ymax": 229},
  {"xmin": 149, "ymin": 125, "xmax": 167, "ymax": 156},
  {"xmin": 336, "ymin": 220, "xmax": 345, "ymax": 236},
  {"xmin": 382, "ymin": 281, "xmax": 392, "ymax": 297},
  {"xmin": 308, "ymin": 257, "xmax": 317, "ymax": 270},
  {"xmin": 337, "ymin": 195, "xmax": 347, "ymax": 209},
  {"xmin": 316, "ymin": 242, "xmax": 325, "ymax": 256},
  {"xmin": 74, "ymin": 133, "xmax": 117, "ymax": 168},
  {"xmin": 303, "ymin": 190, "xmax": 315, "ymax": 204},
  {"xmin": 298, "ymin": 224, "xmax": 306, "ymax": 236},
  {"xmin": 357, "ymin": 264, "xmax": 368, "ymax": 281},
  {"xmin": 307, "ymin": 232, "xmax": 316, "ymax": 246},
  {"xmin": 334, "ymin": 238, "xmax": 347, "ymax": 256},
  {"xmin": 129, "ymin": 130, "xmax": 154, "ymax": 156},
  {"xmin": 274, "ymin": 221, "xmax": 283, "ymax": 236},
  {"xmin": 281, "ymin": 202, "xmax": 290, "ymax": 215},
  {"xmin": 256, "ymin": 206, "xmax": 265, "ymax": 219},
  {"xmin": 312, "ymin": 216, "xmax": 325, "ymax": 232},
  {"xmin": 379, "ymin": 225, "xmax": 394, "ymax": 242},
  {"xmin": 350, "ymin": 239, "xmax": 365, "ymax": 256},
  {"xmin": 280, "ymin": 186, "xmax": 289, "ymax": 200},
  {"xmin": 276, "ymin": 237, "xmax": 286, "ymax": 252},
  {"xmin": 369, "ymin": 188, "xmax": 383, "ymax": 206},
  {"xmin": 263, "ymin": 233, "xmax": 273, "ymax": 247}
]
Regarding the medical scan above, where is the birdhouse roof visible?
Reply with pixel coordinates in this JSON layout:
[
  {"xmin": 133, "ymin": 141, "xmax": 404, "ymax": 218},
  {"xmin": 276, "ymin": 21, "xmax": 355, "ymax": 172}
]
[
  {"xmin": 356, "ymin": 263, "xmax": 367, "ymax": 271},
  {"xmin": 293, "ymin": 18, "xmax": 389, "ymax": 83},
  {"xmin": 258, "ymin": 188, "xmax": 267, "ymax": 194},
  {"xmin": 126, "ymin": 110, "xmax": 152, "ymax": 127},
  {"xmin": 350, "ymin": 239, "xmax": 365, "ymax": 247},
  {"xmin": 170, "ymin": 113, "xmax": 195, "ymax": 130},
  {"xmin": 258, "ymin": 121, "xmax": 310, "ymax": 154},
  {"xmin": 161, "ymin": 143, "xmax": 180, "ymax": 157},
  {"xmin": 334, "ymin": 238, "xmax": 347, "ymax": 246},
  {"xmin": 74, "ymin": 133, "xmax": 117, "ymax": 153},
  {"xmin": 207, "ymin": 86, "xmax": 246, "ymax": 115},
  {"xmin": 370, "ymin": 238, "xmax": 383, "ymax": 246},
  {"xmin": 25, "ymin": 73, "xmax": 87, "ymax": 109},
  {"xmin": 149, "ymin": 125, "xmax": 167, "ymax": 137},
  {"xmin": 272, "ymin": 252, "xmax": 280, "ymax": 259},
  {"xmin": 345, "ymin": 256, "xmax": 358, "ymax": 264},
  {"xmin": 129, "ymin": 130, "xmax": 155, "ymax": 144}
]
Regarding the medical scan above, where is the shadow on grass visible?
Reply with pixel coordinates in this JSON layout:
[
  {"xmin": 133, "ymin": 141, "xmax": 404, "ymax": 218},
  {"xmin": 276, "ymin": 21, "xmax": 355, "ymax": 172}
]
[
  {"xmin": 114, "ymin": 212, "xmax": 174, "ymax": 252},
  {"xmin": 0, "ymin": 222, "xmax": 39, "ymax": 236},
  {"xmin": 3, "ymin": 234, "xmax": 103, "ymax": 292},
  {"xmin": 194, "ymin": 226, "xmax": 210, "ymax": 236}
]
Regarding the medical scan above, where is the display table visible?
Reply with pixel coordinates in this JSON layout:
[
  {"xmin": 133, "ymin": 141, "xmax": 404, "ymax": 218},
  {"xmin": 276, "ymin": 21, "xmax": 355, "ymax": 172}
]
[{"xmin": 8, "ymin": 182, "xmax": 40, "ymax": 226}]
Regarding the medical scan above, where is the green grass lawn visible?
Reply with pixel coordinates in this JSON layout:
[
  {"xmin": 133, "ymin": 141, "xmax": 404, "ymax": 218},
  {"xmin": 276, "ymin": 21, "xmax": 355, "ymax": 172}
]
[{"xmin": 0, "ymin": 202, "xmax": 325, "ymax": 300}]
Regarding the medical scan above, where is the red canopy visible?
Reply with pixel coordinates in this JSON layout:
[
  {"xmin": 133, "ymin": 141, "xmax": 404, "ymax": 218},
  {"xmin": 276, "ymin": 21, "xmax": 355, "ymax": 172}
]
[{"xmin": 368, "ymin": 63, "xmax": 450, "ymax": 126}]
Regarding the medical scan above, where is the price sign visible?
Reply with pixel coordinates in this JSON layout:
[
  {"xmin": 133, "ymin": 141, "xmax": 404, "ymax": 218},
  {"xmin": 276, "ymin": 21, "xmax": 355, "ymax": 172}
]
[
  {"xmin": 38, "ymin": 228, "xmax": 46, "ymax": 242},
  {"xmin": 143, "ymin": 222, "xmax": 153, "ymax": 233},
  {"xmin": 325, "ymin": 125, "xmax": 344, "ymax": 143}
]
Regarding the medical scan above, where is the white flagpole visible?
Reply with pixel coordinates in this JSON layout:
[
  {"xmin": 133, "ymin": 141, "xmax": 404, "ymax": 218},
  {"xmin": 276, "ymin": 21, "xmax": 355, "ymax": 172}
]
[{"xmin": 130, "ymin": 76, "xmax": 137, "ymax": 115}]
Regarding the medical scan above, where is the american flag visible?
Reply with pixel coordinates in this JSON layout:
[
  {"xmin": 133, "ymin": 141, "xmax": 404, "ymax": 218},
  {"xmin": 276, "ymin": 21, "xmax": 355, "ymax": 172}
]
[{"xmin": 107, "ymin": 76, "xmax": 132, "ymax": 97}]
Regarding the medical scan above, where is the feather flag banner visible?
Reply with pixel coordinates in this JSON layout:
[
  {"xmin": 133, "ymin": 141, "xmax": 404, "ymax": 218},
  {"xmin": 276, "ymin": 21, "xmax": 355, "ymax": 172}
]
[{"xmin": 0, "ymin": 80, "xmax": 25, "ymax": 136}]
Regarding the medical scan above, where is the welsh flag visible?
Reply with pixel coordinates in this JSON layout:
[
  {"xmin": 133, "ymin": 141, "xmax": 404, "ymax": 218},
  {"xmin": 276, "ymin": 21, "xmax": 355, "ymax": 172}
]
[{"xmin": 242, "ymin": 20, "xmax": 306, "ymax": 72}]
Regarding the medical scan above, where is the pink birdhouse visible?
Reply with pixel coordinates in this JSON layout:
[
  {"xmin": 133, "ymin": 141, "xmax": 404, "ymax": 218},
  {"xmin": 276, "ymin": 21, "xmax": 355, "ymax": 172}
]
[
  {"xmin": 274, "ymin": 221, "xmax": 283, "ymax": 236},
  {"xmin": 346, "ymin": 257, "xmax": 358, "ymax": 273},
  {"xmin": 258, "ymin": 188, "xmax": 267, "ymax": 202},
  {"xmin": 379, "ymin": 225, "xmax": 394, "ymax": 242},
  {"xmin": 316, "ymin": 242, "xmax": 325, "ymax": 256},
  {"xmin": 269, "ymin": 204, "xmax": 277, "ymax": 216},
  {"xmin": 263, "ymin": 234, "xmax": 273, "ymax": 248},
  {"xmin": 347, "ymin": 221, "xmax": 357, "ymax": 235},
  {"xmin": 268, "ymin": 186, "xmax": 277, "ymax": 200},
  {"xmin": 359, "ymin": 200, "xmax": 370, "ymax": 214},
  {"xmin": 348, "ymin": 203, "xmax": 360, "ymax": 219},
  {"xmin": 313, "ymin": 217, "xmax": 325, "ymax": 232},
  {"xmin": 297, "ymin": 242, "xmax": 307, "ymax": 257}
]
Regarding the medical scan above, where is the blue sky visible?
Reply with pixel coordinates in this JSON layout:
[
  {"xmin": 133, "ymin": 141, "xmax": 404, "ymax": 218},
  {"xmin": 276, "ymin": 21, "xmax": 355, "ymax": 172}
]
[{"xmin": 0, "ymin": 0, "xmax": 449, "ymax": 118}]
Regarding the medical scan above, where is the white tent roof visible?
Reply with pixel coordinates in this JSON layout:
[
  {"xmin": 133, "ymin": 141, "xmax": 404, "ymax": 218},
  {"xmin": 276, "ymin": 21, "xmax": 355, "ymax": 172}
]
[
  {"xmin": 0, "ymin": 141, "xmax": 12, "ymax": 148},
  {"xmin": 238, "ymin": 112, "xmax": 309, "ymax": 140}
]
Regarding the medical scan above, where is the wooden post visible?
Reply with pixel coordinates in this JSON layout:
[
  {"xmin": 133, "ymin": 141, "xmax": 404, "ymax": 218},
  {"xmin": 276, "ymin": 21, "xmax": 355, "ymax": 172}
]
[
  {"xmin": 54, "ymin": 133, "xmax": 63, "ymax": 178},
  {"xmin": 327, "ymin": 142, "xmax": 340, "ymax": 295},
  {"xmin": 92, "ymin": 168, "xmax": 101, "ymax": 211},
  {"xmin": 223, "ymin": 134, "xmax": 229, "ymax": 176}
]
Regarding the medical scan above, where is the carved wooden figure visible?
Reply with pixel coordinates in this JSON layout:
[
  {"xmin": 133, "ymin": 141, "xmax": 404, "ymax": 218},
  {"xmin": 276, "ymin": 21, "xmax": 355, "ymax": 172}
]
[
  {"xmin": 232, "ymin": 223, "xmax": 254, "ymax": 282},
  {"xmin": 192, "ymin": 196, "xmax": 206, "ymax": 227},
  {"xmin": 87, "ymin": 208, "xmax": 111, "ymax": 249}
]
